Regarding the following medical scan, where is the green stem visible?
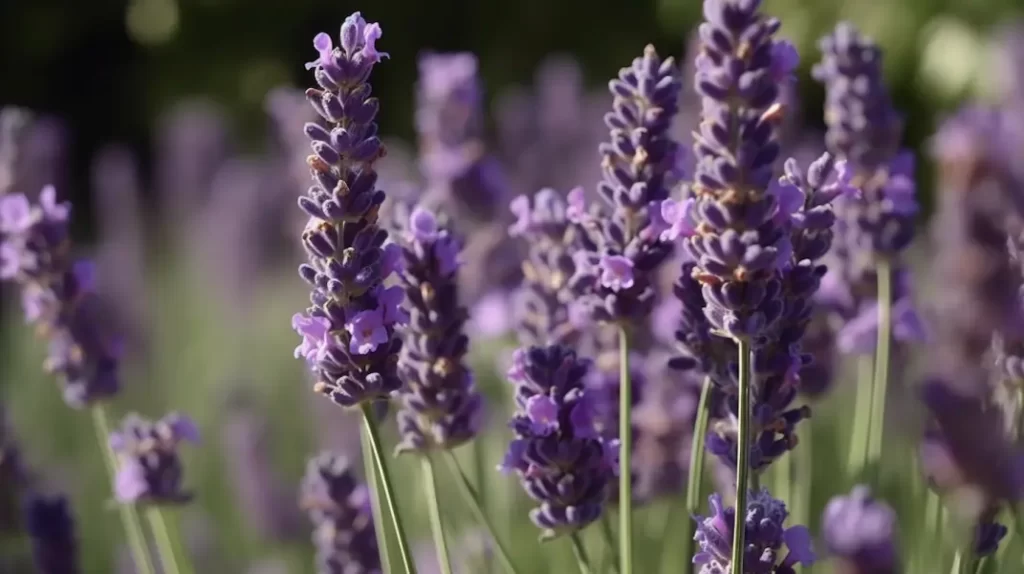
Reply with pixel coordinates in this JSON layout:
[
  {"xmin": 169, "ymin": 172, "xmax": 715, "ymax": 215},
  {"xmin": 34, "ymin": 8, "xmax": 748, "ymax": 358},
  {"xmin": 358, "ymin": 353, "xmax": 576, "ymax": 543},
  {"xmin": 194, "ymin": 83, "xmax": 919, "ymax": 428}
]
[
  {"xmin": 617, "ymin": 326, "xmax": 633, "ymax": 574},
  {"xmin": 91, "ymin": 405, "xmax": 156, "ymax": 574},
  {"xmin": 146, "ymin": 507, "xmax": 191, "ymax": 574},
  {"xmin": 731, "ymin": 339, "xmax": 753, "ymax": 574},
  {"xmin": 679, "ymin": 377, "xmax": 711, "ymax": 570},
  {"xmin": 360, "ymin": 404, "xmax": 416, "ymax": 574},
  {"xmin": 422, "ymin": 456, "xmax": 453, "ymax": 574},
  {"xmin": 867, "ymin": 259, "xmax": 893, "ymax": 487},
  {"xmin": 847, "ymin": 354, "xmax": 875, "ymax": 477},
  {"xmin": 443, "ymin": 451, "xmax": 522, "ymax": 574},
  {"xmin": 600, "ymin": 514, "xmax": 621, "ymax": 574},
  {"xmin": 793, "ymin": 429, "xmax": 812, "ymax": 530},
  {"xmin": 361, "ymin": 429, "xmax": 393, "ymax": 574},
  {"xmin": 570, "ymin": 533, "xmax": 594, "ymax": 574},
  {"xmin": 926, "ymin": 490, "xmax": 943, "ymax": 573}
]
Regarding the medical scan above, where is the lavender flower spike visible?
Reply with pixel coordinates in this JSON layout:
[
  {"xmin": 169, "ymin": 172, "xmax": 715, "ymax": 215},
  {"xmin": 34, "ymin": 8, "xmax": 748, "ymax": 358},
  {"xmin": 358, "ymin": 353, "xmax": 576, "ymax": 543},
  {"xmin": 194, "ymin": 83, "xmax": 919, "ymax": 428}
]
[
  {"xmin": 109, "ymin": 412, "xmax": 199, "ymax": 505},
  {"xmin": 300, "ymin": 452, "xmax": 381, "ymax": 574},
  {"xmin": 567, "ymin": 44, "xmax": 680, "ymax": 327},
  {"xmin": 24, "ymin": 494, "xmax": 79, "ymax": 574},
  {"xmin": 395, "ymin": 206, "xmax": 483, "ymax": 452},
  {"xmin": 682, "ymin": 0, "xmax": 797, "ymax": 342},
  {"xmin": 293, "ymin": 12, "xmax": 407, "ymax": 408},
  {"xmin": 501, "ymin": 345, "xmax": 617, "ymax": 540},
  {"xmin": 821, "ymin": 486, "xmax": 899, "ymax": 574},
  {"xmin": 0, "ymin": 186, "xmax": 121, "ymax": 407},
  {"xmin": 693, "ymin": 489, "xmax": 816, "ymax": 574}
]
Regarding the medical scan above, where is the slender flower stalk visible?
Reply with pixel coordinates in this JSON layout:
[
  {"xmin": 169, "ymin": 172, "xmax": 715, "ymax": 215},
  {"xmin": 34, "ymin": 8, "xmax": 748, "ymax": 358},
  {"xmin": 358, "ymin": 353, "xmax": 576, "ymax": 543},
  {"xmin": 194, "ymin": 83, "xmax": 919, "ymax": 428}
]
[
  {"xmin": 868, "ymin": 261, "xmax": 892, "ymax": 484},
  {"xmin": 617, "ymin": 326, "xmax": 633, "ymax": 569},
  {"xmin": 444, "ymin": 452, "xmax": 521, "ymax": 574},
  {"xmin": 570, "ymin": 534, "xmax": 594, "ymax": 574},
  {"xmin": 732, "ymin": 340, "xmax": 753, "ymax": 572},
  {"xmin": 678, "ymin": 377, "xmax": 711, "ymax": 568},
  {"xmin": 291, "ymin": 13, "xmax": 416, "ymax": 572}
]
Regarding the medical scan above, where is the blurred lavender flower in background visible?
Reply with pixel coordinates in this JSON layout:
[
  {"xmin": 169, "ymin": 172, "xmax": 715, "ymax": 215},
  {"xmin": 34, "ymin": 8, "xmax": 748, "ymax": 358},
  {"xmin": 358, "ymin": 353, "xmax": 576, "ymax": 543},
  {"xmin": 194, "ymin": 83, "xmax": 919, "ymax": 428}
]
[
  {"xmin": 292, "ymin": 12, "xmax": 407, "ymax": 408},
  {"xmin": 813, "ymin": 22, "xmax": 923, "ymax": 356},
  {"xmin": 918, "ymin": 103, "xmax": 1024, "ymax": 541},
  {"xmin": 221, "ymin": 390, "xmax": 304, "ymax": 542},
  {"xmin": 0, "ymin": 403, "xmax": 29, "ymax": 535},
  {"xmin": 395, "ymin": 206, "xmax": 483, "ymax": 452},
  {"xmin": 300, "ymin": 452, "xmax": 381, "ymax": 574},
  {"xmin": 821, "ymin": 486, "xmax": 899, "ymax": 574},
  {"xmin": 692, "ymin": 489, "xmax": 815, "ymax": 573},
  {"xmin": 0, "ymin": 186, "xmax": 122, "ymax": 407},
  {"xmin": 109, "ymin": 412, "xmax": 199, "ymax": 504},
  {"xmin": 501, "ymin": 345, "xmax": 616, "ymax": 540},
  {"xmin": 24, "ymin": 493, "xmax": 79, "ymax": 574}
]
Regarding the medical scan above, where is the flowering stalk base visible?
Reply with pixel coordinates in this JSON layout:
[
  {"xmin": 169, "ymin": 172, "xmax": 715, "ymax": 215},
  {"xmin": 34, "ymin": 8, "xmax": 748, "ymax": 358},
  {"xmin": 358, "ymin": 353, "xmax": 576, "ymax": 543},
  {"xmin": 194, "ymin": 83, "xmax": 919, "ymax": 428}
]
[
  {"xmin": 422, "ymin": 456, "xmax": 453, "ymax": 574},
  {"xmin": 868, "ymin": 259, "xmax": 893, "ymax": 487},
  {"xmin": 680, "ymin": 376, "xmax": 711, "ymax": 569},
  {"xmin": 731, "ymin": 340, "xmax": 753, "ymax": 574},
  {"xmin": 618, "ymin": 326, "xmax": 633, "ymax": 574},
  {"xmin": 361, "ymin": 404, "xmax": 416, "ymax": 574}
]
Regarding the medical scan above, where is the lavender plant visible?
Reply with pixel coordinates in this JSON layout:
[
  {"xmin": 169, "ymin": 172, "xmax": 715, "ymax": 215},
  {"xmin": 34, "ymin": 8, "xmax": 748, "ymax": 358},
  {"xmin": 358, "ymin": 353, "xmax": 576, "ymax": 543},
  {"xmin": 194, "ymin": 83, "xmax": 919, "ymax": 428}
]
[
  {"xmin": 821, "ymin": 486, "xmax": 899, "ymax": 574},
  {"xmin": 290, "ymin": 12, "xmax": 416, "ymax": 573},
  {"xmin": 24, "ymin": 494, "xmax": 79, "ymax": 574},
  {"xmin": 813, "ymin": 22, "xmax": 922, "ymax": 480}
]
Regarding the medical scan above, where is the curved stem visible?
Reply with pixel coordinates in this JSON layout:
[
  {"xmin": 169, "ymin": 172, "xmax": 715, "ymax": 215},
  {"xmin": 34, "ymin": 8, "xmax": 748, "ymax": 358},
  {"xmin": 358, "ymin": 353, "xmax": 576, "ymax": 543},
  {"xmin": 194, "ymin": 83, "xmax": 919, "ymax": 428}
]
[
  {"xmin": 91, "ymin": 405, "xmax": 156, "ymax": 574},
  {"xmin": 146, "ymin": 507, "xmax": 191, "ymax": 574},
  {"xmin": 422, "ymin": 455, "xmax": 453, "ymax": 574},
  {"xmin": 570, "ymin": 533, "xmax": 594, "ymax": 574},
  {"xmin": 443, "ymin": 451, "xmax": 522, "ymax": 574},
  {"xmin": 360, "ymin": 404, "xmax": 416, "ymax": 574},
  {"xmin": 847, "ymin": 354, "xmax": 874, "ymax": 477},
  {"xmin": 617, "ymin": 326, "xmax": 633, "ymax": 574},
  {"xmin": 868, "ymin": 259, "xmax": 893, "ymax": 487},
  {"xmin": 678, "ymin": 377, "xmax": 712, "ymax": 570},
  {"xmin": 731, "ymin": 339, "xmax": 753, "ymax": 574},
  {"xmin": 362, "ymin": 429, "xmax": 394, "ymax": 574}
]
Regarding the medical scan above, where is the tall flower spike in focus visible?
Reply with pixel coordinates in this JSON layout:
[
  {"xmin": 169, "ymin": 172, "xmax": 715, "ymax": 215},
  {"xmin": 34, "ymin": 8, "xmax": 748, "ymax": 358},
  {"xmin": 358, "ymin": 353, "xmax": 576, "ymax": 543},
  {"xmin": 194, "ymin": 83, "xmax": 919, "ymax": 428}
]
[
  {"xmin": 693, "ymin": 489, "xmax": 816, "ymax": 573},
  {"xmin": 292, "ymin": 12, "xmax": 407, "ymax": 408},
  {"xmin": 683, "ymin": 0, "xmax": 796, "ymax": 342},
  {"xmin": 0, "ymin": 186, "xmax": 121, "ymax": 407},
  {"xmin": 500, "ymin": 345, "xmax": 617, "ymax": 540},
  {"xmin": 567, "ymin": 44, "xmax": 680, "ymax": 327},
  {"xmin": 300, "ymin": 452, "xmax": 381, "ymax": 574},
  {"xmin": 24, "ymin": 494, "xmax": 79, "ymax": 574},
  {"xmin": 821, "ymin": 486, "xmax": 899, "ymax": 574},
  {"xmin": 395, "ymin": 206, "xmax": 482, "ymax": 453},
  {"xmin": 109, "ymin": 412, "xmax": 200, "ymax": 505}
]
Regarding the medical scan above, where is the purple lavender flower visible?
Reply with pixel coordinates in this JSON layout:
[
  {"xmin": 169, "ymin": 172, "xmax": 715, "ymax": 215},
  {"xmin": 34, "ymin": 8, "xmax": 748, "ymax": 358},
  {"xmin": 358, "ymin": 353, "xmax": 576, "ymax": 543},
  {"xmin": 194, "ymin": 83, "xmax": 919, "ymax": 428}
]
[
  {"xmin": 109, "ymin": 412, "xmax": 199, "ymax": 505},
  {"xmin": 299, "ymin": 452, "xmax": 381, "ymax": 574},
  {"xmin": 416, "ymin": 52, "xmax": 509, "ymax": 226},
  {"xmin": 509, "ymin": 188, "xmax": 585, "ymax": 347},
  {"xmin": 566, "ymin": 44, "xmax": 680, "ymax": 326},
  {"xmin": 0, "ymin": 186, "xmax": 121, "ymax": 407},
  {"xmin": 394, "ymin": 207, "xmax": 483, "ymax": 452},
  {"xmin": 292, "ymin": 13, "xmax": 408, "ymax": 408},
  {"xmin": 501, "ymin": 345, "xmax": 617, "ymax": 540},
  {"xmin": 812, "ymin": 22, "xmax": 922, "ymax": 355},
  {"xmin": 24, "ymin": 494, "xmax": 79, "ymax": 574},
  {"xmin": 681, "ymin": 0, "xmax": 796, "ymax": 342},
  {"xmin": 693, "ymin": 489, "xmax": 816, "ymax": 574},
  {"xmin": 821, "ymin": 486, "xmax": 899, "ymax": 574}
]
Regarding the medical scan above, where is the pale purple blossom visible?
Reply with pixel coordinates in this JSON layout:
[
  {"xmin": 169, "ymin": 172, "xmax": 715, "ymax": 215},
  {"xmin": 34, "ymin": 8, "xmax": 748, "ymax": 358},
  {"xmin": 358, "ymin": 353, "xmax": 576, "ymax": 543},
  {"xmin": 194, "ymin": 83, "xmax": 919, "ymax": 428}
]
[
  {"xmin": 346, "ymin": 308, "xmax": 388, "ymax": 355},
  {"xmin": 598, "ymin": 254, "xmax": 635, "ymax": 292}
]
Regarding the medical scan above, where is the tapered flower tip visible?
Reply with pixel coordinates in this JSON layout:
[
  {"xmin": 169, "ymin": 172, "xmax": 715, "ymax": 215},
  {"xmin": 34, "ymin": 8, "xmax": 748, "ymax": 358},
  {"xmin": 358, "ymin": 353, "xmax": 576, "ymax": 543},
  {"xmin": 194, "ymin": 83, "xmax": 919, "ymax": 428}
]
[{"xmin": 409, "ymin": 206, "xmax": 439, "ymax": 242}]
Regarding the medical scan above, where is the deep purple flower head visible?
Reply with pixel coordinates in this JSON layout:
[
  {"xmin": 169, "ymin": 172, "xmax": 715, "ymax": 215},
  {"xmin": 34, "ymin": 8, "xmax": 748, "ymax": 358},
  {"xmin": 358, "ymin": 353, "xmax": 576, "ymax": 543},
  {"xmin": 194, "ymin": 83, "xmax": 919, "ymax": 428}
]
[
  {"xmin": 24, "ymin": 494, "xmax": 79, "ymax": 574},
  {"xmin": 680, "ymin": 0, "xmax": 797, "ymax": 342},
  {"xmin": 299, "ymin": 452, "xmax": 381, "ymax": 574},
  {"xmin": 395, "ymin": 207, "xmax": 483, "ymax": 453},
  {"xmin": 0, "ymin": 186, "xmax": 121, "ymax": 407},
  {"xmin": 294, "ymin": 13, "xmax": 408, "ymax": 408},
  {"xmin": 821, "ymin": 486, "xmax": 899, "ymax": 574},
  {"xmin": 109, "ymin": 412, "xmax": 199, "ymax": 505},
  {"xmin": 509, "ymin": 188, "xmax": 585, "ymax": 347},
  {"xmin": 693, "ymin": 489, "xmax": 816, "ymax": 574},
  {"xmin": 565, "ymin": 44, "xmax": 680, "ymax": 327},
  {"xmin": 501, "ymin": 345, "xmax": 617, "ymax": 540}
]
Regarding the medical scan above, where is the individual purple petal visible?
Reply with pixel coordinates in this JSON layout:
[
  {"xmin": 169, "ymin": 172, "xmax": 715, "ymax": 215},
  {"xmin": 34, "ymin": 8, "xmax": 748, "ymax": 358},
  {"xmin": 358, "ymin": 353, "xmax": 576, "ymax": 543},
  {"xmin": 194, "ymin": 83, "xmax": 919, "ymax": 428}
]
[
  {"xmin": 113, "ymin": 459, "xmax": 147, "ymax": 503},
  {"xmin": 0, "ymin": 193, "xmax": 31, "ymax": 233},
  {"xmin": 526, "ymin": 395, "xmax": 559, "ymax": 434},
  {"xmin": 782, "ymin": 525, "xmax": 817, "ymax": 567},
  {"xmin": 378, "ymin": 284, "xmax": 409, "ymax": 325},
  {"xmin": 409, "ymin": 206, "xmax": 439, "ymax": 242},
  {"xmin": 305, "ymin": 33, "xmax": 334, "ymax": 70},
  {"xmin": 292, "ymin": 313, "xmax": 331, "ymax": 363},
  {"xmin": 508, "ymin": 195, "xmax": 532, "ymax": 237},
  {"xmin": 599, "ymin": 254, "xmax": 635, "ymax": 292},
  {"xmin": 659, "ymin": 197, "xmax": 696, "ymax": 242}
]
